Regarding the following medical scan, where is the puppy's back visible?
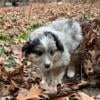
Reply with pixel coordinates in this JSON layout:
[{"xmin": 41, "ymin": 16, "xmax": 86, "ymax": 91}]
[{"xmin": 49, "ymin": 19, "xmax": 83, "ymax": 52}]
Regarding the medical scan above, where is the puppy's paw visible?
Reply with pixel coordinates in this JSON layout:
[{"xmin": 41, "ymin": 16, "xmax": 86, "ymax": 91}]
[
  {"xmin": 67, "ymin": 70, "xmax": 75, "ymax": 78},
  {"xmin": 40, "ymin": 79, "xmax": 57, "ymax": 93},
  {"xmin": 67, "ymin": 65, "xmax": 75, "ymax": 78}
]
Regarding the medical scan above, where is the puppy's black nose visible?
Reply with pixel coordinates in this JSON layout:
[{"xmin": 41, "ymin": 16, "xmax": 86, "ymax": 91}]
[{"xmin": 45, "ymin": 64, "xmax": 50, "ymax": 68}]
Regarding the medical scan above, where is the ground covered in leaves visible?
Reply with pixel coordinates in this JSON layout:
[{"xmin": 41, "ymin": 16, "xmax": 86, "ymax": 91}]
[{"xmin": 0, "ymin": 2, "xmax": 100, "ymax": 100}]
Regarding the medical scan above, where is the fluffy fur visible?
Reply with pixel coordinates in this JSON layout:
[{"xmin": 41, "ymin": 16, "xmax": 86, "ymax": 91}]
[{"xmin": 22, "ymin": 19, "xmax": 83, "ymax": 86}]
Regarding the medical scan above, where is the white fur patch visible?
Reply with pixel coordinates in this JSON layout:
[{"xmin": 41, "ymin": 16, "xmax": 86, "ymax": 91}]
[
  {"xmin": 40, "ymin": 36, "xmax": 49, "ymax": 51},
  {"xmin": 39, "ymin": 35, "xmax": 56, "ymax": 52}
]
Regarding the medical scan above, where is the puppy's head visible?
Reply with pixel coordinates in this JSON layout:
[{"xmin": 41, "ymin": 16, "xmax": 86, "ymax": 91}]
[{"xmin": 22, "ymin": 31, "xmax": 64, "ymax": 72}]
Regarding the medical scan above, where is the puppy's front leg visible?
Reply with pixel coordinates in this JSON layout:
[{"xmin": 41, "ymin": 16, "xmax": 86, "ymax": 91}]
[
  {"xmin": 51, "ymin": 70, "xmax": 65, "ymax": 86},
  {"xmin": 40, "ymin": 75, "xmax": 58, "ymax": 93}
]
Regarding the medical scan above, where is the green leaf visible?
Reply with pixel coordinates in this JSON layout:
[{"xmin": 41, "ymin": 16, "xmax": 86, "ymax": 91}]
[
  {"xmin": 0, "ymin": 47, "xmax": 6, "ymax": 57},
  {"xmin": 17, "ymin": 32, "xmax": 28, "ymax": 43},
  {"xmin": 0, "ymin": 32, "xmax": 12, "ymax": 43},
  {"xmin": 29, "ymin": 22, "xmax": 41, "ymax": 32}
]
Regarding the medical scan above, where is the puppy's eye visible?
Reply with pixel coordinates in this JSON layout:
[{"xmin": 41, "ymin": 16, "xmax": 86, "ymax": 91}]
[
  {"xmin": 34, "ymin": 50, "xmax": 43, "ymax": 56},
  {"xmin": 50, "ymin": 50, "xmax": 56, "ymax": 55}
]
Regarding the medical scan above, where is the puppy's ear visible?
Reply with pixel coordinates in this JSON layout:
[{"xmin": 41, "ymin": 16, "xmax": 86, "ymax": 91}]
[
  {"xmin": 22, "ymin": 41, "xmax": 32, "ymax": 57},
  {"xmin": 44, "ymin": 32, "xmax": 64, "ymax": 52},
  {"xmin": 52, "ymin": 33, "xmax": 64, "ymax": 52}
]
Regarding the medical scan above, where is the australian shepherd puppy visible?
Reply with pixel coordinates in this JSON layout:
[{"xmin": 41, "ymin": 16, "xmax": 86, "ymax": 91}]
[{"xmin": 22, "ymin": 19, "xmax": 83, "ymax": 86}]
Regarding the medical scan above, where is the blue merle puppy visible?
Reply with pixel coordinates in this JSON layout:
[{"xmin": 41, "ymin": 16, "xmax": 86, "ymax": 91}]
[{"xmin": 22, "ymin": 19, "xmax": 83, "ymax": 86}]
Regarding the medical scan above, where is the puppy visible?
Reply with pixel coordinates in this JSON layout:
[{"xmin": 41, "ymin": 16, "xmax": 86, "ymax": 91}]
[{"xmin": 22, "ymin": 19, "xmax": 83, "ymax": 86}]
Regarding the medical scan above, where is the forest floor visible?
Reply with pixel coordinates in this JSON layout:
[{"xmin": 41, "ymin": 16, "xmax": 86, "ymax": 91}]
[{"xmin": 0, "ymin": 2, "xmax": 100, "ymax": 100}]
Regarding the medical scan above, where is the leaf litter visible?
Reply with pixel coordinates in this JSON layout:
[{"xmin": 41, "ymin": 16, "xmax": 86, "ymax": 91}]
[{"xmin": 0, "ymin": 2, "xmax": 100, "ymax": 100}]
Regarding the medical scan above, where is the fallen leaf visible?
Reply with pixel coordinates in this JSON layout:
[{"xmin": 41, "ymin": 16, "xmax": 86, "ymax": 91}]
[
  {"xmin": 17, "ymin": 84, "xmax": 42, "ymax": 100},
  {"xmin": 0, "ymin": 57, "xmax": 5, "ymax": 64},
  {"xmin": 78, "ymin": 92, "xmax": 94, "ymax": 100}
]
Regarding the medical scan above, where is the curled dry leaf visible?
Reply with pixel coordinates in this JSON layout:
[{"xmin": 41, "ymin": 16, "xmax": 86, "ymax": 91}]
[
  {"xmin": 0, "ymin": 57, "xmax": 5, "ymax": 65},
  {"xmin": 83, "ymin": 59, "xmax": 94, "ymax": 75},
  {"xmin": 69, "ymin": 92, "xmax": 94, "ymax": 100},
  {"xmin": 17, "ymin": 84, "xmax": 43, "ymax": 100},
  {"xmin": 78, "ymin": 92, "xmax": 94, "ymax": 100},
  {"xmin": 17, "ymin": 88, "xmax": 29, "ymax": 100}
]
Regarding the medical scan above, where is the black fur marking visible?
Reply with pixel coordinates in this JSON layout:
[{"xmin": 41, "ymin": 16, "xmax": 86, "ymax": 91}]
[
  {"xmin": 44, "ymin": 31, "xmax": 64, "ymax": 52},
  {"xmin": 22, "ymin": 41, "xmax": 31, "ymax": 57},
  {"xmin": 22, "ymin": 39, "xmax": 40, "ymax": 57},
  {"xmin": 22, "ymin": 31, "xmax": 64, "ymax": 57}
]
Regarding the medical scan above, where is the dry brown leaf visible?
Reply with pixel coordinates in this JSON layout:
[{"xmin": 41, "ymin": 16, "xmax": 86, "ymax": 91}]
[
  {"xmin": 26, "ymin": 84, "xmax": 42, "ymax": 99},
  {"xmin": 17, "ymin": 84, "xmax": 42, "ymax": 100},
  {"xmin": 17, "ymin": 88, "xmax": 29, "ymax": 100},
  {"xmin": 12, "ymin": 50, "xmax": 22, "ymax": 59},
  {"xmin": 89, "ymin": 50, "xmax": 96, "ymax": 61},
  {"xmin": 69, "ymin": 92, "xmax": 94, "ymax": 100},
  {"xmin": 11, "ymin": 80, "xmax": 19, "ymax": 88},
  {"xmin": 0, "ymin": 57, "xmax": 5, "ymax": 65},
  {"xmin": 83, "ymin": 59, "xmax": 93, "ymax": 75},
  {"xmin": 78, "ymin": 92, "xmax": 94, "ymax": 100},
  {"xmin": 17, "ymin": 93, "xmax": 25, "ymax": 100},
  {"xmin": 57, "ymin": 96, "xmax": 69, "ymax": 100},
  {"xmin": 0, "ymin": 85, "xmax": 10, "ymax": 97}
]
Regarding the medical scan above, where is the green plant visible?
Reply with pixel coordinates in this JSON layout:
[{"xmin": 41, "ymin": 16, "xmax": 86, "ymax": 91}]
[
  {"xmin": 17, "ymin": 32, "xmax": 29, "ymax": 43},
  {"xmin": 0, "ymin": 16, "xmax": 4, "ymax": 25},
  {"xmin": 0, "ymin": 32, "xmax": 12, "ymax": 43},
  {"xmin": 0, "ymin": 47, "xmax": 6, "ymax": 57},
  {"xmin": 29, "ymin": 22, "xmax": 41, "ymax": 32}
]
